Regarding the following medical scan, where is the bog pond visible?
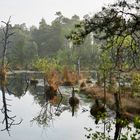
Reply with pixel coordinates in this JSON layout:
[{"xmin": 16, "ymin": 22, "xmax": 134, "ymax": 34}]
[{"xmin": 0, "ymin": 73, "xmax": 138, "ymax": 140}]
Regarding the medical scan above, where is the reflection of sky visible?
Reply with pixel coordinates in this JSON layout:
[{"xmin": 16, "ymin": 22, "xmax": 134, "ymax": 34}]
[
  {"xmin": 0, "ymin": 90, "xmax": 96, "ymax": 140},
  {"xmin": 0, "ymin": 88, "xmax": 134, "ymax": 140}
]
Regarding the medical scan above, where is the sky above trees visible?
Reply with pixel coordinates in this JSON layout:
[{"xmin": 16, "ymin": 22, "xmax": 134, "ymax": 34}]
[{"xmin": 0, "ymin": 0, "xmax": 115, "ymax": 27}]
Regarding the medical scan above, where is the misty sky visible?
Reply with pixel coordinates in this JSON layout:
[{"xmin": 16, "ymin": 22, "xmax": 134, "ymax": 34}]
[{"xmin": 0, "ymin": 0, "xmax": 116, "ymax": 27}]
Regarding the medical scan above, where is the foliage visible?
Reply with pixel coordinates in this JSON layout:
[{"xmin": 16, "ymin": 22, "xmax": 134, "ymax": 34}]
[
  {"xmin": 131, "ymin": 72, "xmax": 140, "ymax": 96},
  {"xmin": 56, "ymin": 34, "xmax": 100, "ymax": 71},
  {"xmin": 0, "ymin": 12, "xmax": 102, "ymax": 73},
  {"xmin": 85, "ymin": 115, "xmax": 140, "ymax": 140},
  {"xmin": 67, "ymin": 0, "xmax": 140, "ymax": 70},
  {"xmin": 85, "ymin": 127, "xmax": 111, "ymax": 140},
  {"xmin": 116, "ymin": 118, "xmax": 129, "ymax": 128},
  {"xmin": 32, "ymin": 57, "xmax": 62, "ymax": 74},
  {"xmin": 56, "ymin": 47, "xmax": 78, "ymax": 69},
  {"xmin": 134, "ymin": 116, "xmax": 140, "ymax": 129},
  {"xmin": 5, "ymin": 24, "xmax": 38, "ymax": 69},
  {"xmin": 30, "ymin": 13, "xmax": 80, "ymax": 57},
  {"xmin": 0, "ymin": 13, "xmax": 87, "ymax": 70}
]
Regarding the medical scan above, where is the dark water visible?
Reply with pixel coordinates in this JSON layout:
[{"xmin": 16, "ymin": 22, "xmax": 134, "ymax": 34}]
[{"xmin": 0, "ymin": 75, "xmax": 102, "ymax": 140}]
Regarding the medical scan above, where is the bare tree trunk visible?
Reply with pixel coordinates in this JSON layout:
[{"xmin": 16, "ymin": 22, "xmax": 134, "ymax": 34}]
[
  {"xmin": 114, "ymin": 93, "xmax": 122, "ymax": 140},
  {"xmin": 103, "ymin": 70, "xmax": 106, "ymax": 106},
  {"xmin": 1, "ymin": 17, "xmax": 13, "ymax": 66},
  {"xmin": 0, "ymin": 17, "xmax": 22, "ymax": 134}
]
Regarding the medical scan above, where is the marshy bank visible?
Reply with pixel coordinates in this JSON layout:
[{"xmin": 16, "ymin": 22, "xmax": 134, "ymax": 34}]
[{"xmin": 79, "ymin": 79, "xmax": 140, "ymax": 120}]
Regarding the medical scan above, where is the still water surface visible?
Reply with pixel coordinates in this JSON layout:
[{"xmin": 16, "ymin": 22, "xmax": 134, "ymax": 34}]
[{"xmin": 0, "ymin": 80, "xmax": 103, "ymax": 140}]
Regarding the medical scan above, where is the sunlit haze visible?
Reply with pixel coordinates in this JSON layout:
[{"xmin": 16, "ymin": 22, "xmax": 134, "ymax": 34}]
[{"xmin": 0, "ymin": 0, "xmax": 115, "ymax": 27}]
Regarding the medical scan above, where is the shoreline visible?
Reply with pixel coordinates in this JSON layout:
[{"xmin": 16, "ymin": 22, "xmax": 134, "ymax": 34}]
[{"xmin": 80, "ymin": 84, "xmax": 140, "ymax": 120}]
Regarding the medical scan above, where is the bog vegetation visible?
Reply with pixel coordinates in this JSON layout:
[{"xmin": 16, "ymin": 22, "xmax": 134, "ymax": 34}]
[{"xmin": 1, "ymin": 0, "xmax": 140, "ymax": 139}]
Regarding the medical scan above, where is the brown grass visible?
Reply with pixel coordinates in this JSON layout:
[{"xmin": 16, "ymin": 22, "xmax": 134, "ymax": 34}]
[
  {"xmin": 47, "ymin": 69, "xmax": 59, "ymax": 91},
  {"xmin": 82, "ymin": 84, "xmax": 140, "ymax": 120},
  {"xmin": 61, "ymin": 66, "xmax": 79, "ymax": 86},
  {"xmin": 0, "ymin": 65, "xmax": 8, "ymax": 87}
]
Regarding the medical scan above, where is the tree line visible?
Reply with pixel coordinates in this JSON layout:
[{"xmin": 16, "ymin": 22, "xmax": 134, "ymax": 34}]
[{"xmin": 0, "ymin": 12, "xmax": 100, "ymax": 71}]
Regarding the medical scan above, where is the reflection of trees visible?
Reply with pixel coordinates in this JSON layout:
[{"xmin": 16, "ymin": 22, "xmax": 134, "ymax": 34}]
[
  {"xmin": 0, "ymin": 18, "xmax": 22, "ymax": 135},
  {"xmin": 31, "ymin": 95, "xmax": 61, "ymax": 127},
  {"xmin": 69, "ymin": 104, "xmax": 79, "ymax": 117},
  {"xmin": 31, "ymin": 102, "xmax": 54, "ymax": 127},
  {"xmin": 90, "ymin": 98, "xmax": 106, "ymax": 124},
  {"xmin": 7, "ymin": 74, "xmax": 28, "ymax": 98},
  {"xmin": 31, "ymin": 87, "xmax": 74, "ymax": 127},
  {"xmin": 85, "ymin": 113, "xmax": 140, "ymax": 140},
  {"xmin": 29, "ymin": 84, "xmax": 46, "ymax": 106},
  {"xmin": 86, "ymin": 94, "xmax": 136, "ymax": 139},
  {"xmin": 0, "ymin": 94, "xmax": 22, "ymax": 134}
]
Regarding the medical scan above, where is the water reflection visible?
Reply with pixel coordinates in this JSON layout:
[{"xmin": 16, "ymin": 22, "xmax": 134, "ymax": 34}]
[
  {"xmin": 0, "ymin": 74, "xmax": 24, "ymax": 135},
  {"xmin": 31, "ymin": 95, "xmax": 60, "ymax": 127},
  {"xmin": 90, "ymin": 98, "xmax": 106, "ymax": 124},
  {"xmin": 7, "ymin": 74, "xmax": 29, "ymax": 98},
  {"xmin": 29, "ymin": 81, "xmax": 71, "ymax": 127},
  {"xmin": 0, "ymin": 74, "xmax": 139, "ymax": 139},
  {"xmin": 0, "ymin": 90, "xmax": 22, "ymax": 135},
  {"xmin": 0, "ymin": 74, "xmax": 92, "ymax": 139},
  {"xmin": 31, "ymin": 102, "xmax": 54, "ymax": 127},
  {"xmin": 86, "ymin": 93, "xmax": 140, "ymax": 140},
  {"xmin": 69, "ymin": 87, "xmax": 79, "ymax": 116}
]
